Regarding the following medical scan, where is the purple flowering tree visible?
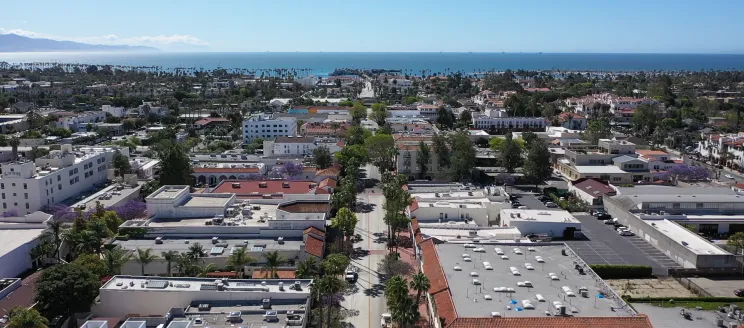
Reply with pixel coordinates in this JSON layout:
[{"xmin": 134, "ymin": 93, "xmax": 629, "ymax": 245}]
[
  {"xmin": 109, "ymin": 200, "xmax": 147, "ymax": 221},
  {"xmin": 41, "ymin": 204, "xmax": 77, "ymax": 222},
  {"xmin": 661, "ymin": 165, "xmax": 710, "ymax": 182},
  {"xmin": 1, "ymin": 209, "xmax": 18, "ymax": 217},
  {"xmin": 279, "ymin": 162, "xmax": 305, "ymax": 177}
]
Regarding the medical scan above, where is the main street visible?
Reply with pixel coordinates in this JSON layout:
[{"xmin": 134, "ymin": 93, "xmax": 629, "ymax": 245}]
[
  {"xmin": 359, "ymin": 80, "xmax": 375, "ymax": 99},
  {"xmin": 341, "ymin": 187, "xmax": 388, "ymax": 328}
]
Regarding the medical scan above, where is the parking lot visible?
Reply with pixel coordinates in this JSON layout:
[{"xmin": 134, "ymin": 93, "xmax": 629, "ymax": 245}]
[
  {"xmin": 566, "ymin": 214, "xmax": 682, "ymax": 276},
  {"xmin": 510, "ymin": 193, "xmax": 550, "ymax": 210}
]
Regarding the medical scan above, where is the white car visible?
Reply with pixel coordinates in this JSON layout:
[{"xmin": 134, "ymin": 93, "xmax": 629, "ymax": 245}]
[
  {"xmin": 618, "ymin": 229, "xmax": 634, "ymax": 236},
  {"xmin": 725, "ymin": 174, "xmax": 735, "ymax": 179},
  {"xmin": 545, "ymin": 202, "xmax": 558, "ymax": 208}
]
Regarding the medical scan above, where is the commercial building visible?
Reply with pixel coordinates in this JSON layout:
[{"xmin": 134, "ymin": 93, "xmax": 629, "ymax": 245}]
[
  {"xmin": 145, "ymin": 185, "xmax": 237, "ymax": 220},
  {"xmin": 568, "ymin": 178, "xmax": 617, "ymax": 206},
  {"xmin": 0, "ymin": 272, "xmax": 41, "ymax": 321},
  {"xmin": 266, "ymin": 136, "xmax": 317, "ymax": 156},
  {"xmin": 407, "ymin": 187, "xmax": 508, "ymax": 227},
  {"xmin": 209, "ymin": 180, "xmax": 334, "ymax": 203},
  {"xmin": 92, "ymin": 275, "xmax": 313, "ymax": 327},
  {"xmin": 299, "ymin": 121, "xmax": 349, "ymax": 138},
  {"xmin": 192, "ymin": 163, "xmax": 266, "ymax": 186},
  {"xmin": 101, "ymin": 105, "xmax": 127, "ymax": 118},
  {"xmin": 500, "ymin": 209, "xmax": 582, "ymax": 238},
  {"xmin": 241, "ymin": 114, "xmax": 297, "ymax": 142},
  {"xmin": 415, "ymin": 239, "xmax": 652, "ymax": 328},
  {"xmin": 697, "ymin": 133, "xmax": 744, "ymax": 169},
  {"xmin": 55, "ymin": 111, "xmax": 107, "ymax": 131},
  {"xmin": 471, "ymin": 109, "xmax": 548, "ymax": 131},
  {"xmin": 0, "ymin": 145, "xmax": 124, "ymax": 215},
  {"xmin": 0, "ymin": 211, "xmax": 51, "ymax": 278}
]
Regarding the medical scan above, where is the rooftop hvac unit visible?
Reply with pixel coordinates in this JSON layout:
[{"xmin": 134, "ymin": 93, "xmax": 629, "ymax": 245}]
[
  {"xmin": 277, "ymin": 237, "xmax": 284, "ymax": 244},
  {"xmin": 278, "ymin": 282, "xmax": 284, "ymax": 291},
  {"xmin": 212, "ymin": 237, "xmax": 219, "ymax": 244},
  {"xmin": 155, "ymin": 237, "xmax": 163, "ymax": 244},
  {"xmin": 262, "ymin": 299, "xmax": 271, "ymax": 309},
  {"xmin": 294, "ymin": 281, "xmax": 301, "ymax": 290}
]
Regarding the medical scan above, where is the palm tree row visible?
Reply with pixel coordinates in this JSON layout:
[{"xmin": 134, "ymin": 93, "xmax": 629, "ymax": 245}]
[{"xmin": 384, "ymin": 273, "xmax": 430, "ymax": 328}]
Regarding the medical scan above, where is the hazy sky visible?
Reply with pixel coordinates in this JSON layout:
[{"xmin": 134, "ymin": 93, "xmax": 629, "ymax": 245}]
[{"xmin": 1, "ymin": 0, "xmax": 743, "ymax": 53}]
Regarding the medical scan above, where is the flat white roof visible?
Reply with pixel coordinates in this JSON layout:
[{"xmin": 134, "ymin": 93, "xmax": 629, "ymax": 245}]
[
  {"xmin": 0, "ymin": 229, "xmax": 45, "ymax": 257},
  {"xmin": 573, "ymin": 165, "xmax": 627, "ymax": 174},
  {"xmin": 646, "ymin": 219, "xmax": 729, "ymax": 255},
  {"xmin": 418, "ymin": 201, "xmax": 485, "ymax": 209},
  {"xmin": 182, "ymin": 196, "xmax": 233, "ymax": 208},
  {"xmin": 501, "ymin": 209, "xmax": 580, "ymax": 223},
  {"xmin": 102, "ymin": 276, "xmax": 313, "ymax": 294}
]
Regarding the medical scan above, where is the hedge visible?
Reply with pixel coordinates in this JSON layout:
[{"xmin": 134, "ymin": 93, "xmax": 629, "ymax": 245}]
[
  {"xmin": 589, "ymin": 264, "xmax": 653, "ymax": 279},
  {"xmin": 627, "ymin": 296, "xmax": 744, "ymax": 303}
]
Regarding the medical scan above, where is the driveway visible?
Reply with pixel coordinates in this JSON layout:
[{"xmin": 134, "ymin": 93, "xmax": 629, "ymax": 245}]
[
  {"xmin": 566, "ymin": 214, "xmax": 682, "ymax": 276},
  {"xmin": 341, "ymin": 188, "xmax": 388, "ymax": 328}
]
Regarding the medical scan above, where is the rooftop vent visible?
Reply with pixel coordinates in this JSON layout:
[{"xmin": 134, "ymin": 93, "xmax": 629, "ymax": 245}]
[
  {"xmin": 259, "ymin": 182, "xmax": 268, "ymax": 188},
  {"xmin": 232, "ymin": 183, "xmax": 241, "ymax": 188}
]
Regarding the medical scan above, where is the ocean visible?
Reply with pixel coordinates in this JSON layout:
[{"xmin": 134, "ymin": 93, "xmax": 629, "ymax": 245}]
[{"xmin": 1, "ymin": 52, "xmax": 743, "ymax": 75}]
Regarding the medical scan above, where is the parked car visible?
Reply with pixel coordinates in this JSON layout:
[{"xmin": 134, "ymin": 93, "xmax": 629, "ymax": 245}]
[
  {"xmin": 596, "ymin": 213, "xmax": 612, "ymax": 220},
  {"xmin": 734, "ymin": 289, "xmax": 744, "ymax": 297},
  {"xmin": 538, "ymin": 195, "xmax": 549, "ymax": 202},
  {"xmin": 604, "ymin": 219, "xmax": 615, "ymax": 225},
  {"xmin": 725, "ymin": 174, "xmax": 735, "ymax": 179},
  {"xmin": 545, "ymin": 202, "xmax": 558, "ymax": 208},
  {"xmin": 511, "ymin": 202, "xmax": 523, "ymax": 208},
  {"xmin": 345, "ymin": 269, "xmax": 358, "ymax": 283},
  {"xmin": 618, "ymin": 229, "xmax": 634, "ymax": 236}
]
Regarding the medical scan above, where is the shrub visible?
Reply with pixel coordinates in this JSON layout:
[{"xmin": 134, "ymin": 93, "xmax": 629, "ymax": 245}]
[{"xmin": 589, "ymin": 264, "xmax": 653, "ymax": 279}]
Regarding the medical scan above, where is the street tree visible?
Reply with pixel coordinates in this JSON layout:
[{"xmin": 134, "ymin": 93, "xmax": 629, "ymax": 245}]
[
  {"xmin": 523, "ymin": 140, "xmax": 552, "ymax": 188},
  {"xmin": 156, "ymin": 140, "xmax": 193, "ymax": 185},
  {"xmin": 499, "ymin": 132, "xmax": 524, "ymax": 173},
  {"xmin": 331, "ymin": 208, "xmax": 359, "ymax": 253},
  {"xmin": 432, "ymin": 134, "xmax": 450, "ymax": 169},
  {"xmin": 350, "ymin": 101, "xmax": 367, "ymax": 125},
  {"xmin": 631, "ymin": 104, "xmax": 660, "ymax": 139},
  {"xmin": 436, "ymin": 106, "xmax": 454, "ymax": 129},
  {"xmin": 583, "ymin": 117, "xmax": 612, "ymax": 145},
  {"xmin": 410, "ymin": 272, "xmax": 431, "ymax": 305},
  {"xmin": 112, "ymin": 150, "xmax": 132, "ymax": 177},
  {"xmin": 7, "ymin": 307, "xmax": 49, "ymax": 328},
  {"xmin": 312, "ymin": 145, "xmax": 333, "ymax": 169},
  {"xmin": 416, "ymin": 141, "xmax": 431, "ymax": 179},
  {"xmin": 344, "ymin": 125, "xmax": 371, "ymax": 146},
  {"xmin": 448, "ymin": 133, "xmax": 476, "ymax": 181},
  {"xmin": 35, "ymin": 263, "xmax": 99, "ymax": 324},
  {"xmin": 728, "ymin": 232, "xmax": 744, "ymax": 255},
  {"xmin": 365, "ymin": 134, "xmax": 397, "ymax": 174}
]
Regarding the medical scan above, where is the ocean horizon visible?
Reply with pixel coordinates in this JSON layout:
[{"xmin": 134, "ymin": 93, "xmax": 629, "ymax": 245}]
[{"xmin": 1, "ymin": 52, "xmax": 744, "ymax": 75}]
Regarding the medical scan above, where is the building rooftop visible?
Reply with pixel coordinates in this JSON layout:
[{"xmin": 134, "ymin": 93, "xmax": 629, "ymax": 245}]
[
  {"xmin": 615, "ymin": 185, "xmax": 736, "ymax": 196},
  {"xmin": 573, "ymin": 166, "xmax": 627, "ymax": 174},
  {"xmin": 102, "ymin": 275, "xmax": 312, "ymax": 294},
  {"xmin": 210, "ymin": 180, "xmax": 318, "ymax": 197},
  {"xmin": 435, "ymin": 243, "xmax": 634, "ymax": 318},
  {"xmin": 501, "ymin": 209, "xmax": 579, "ymax": 224},
  {"xmin": 277, "ymin": 201, "xmax": 330, "ymax": 213},
  {"xmin": 625, "ymin": 193, "xmax": 744, "ymax": 204},
  {"xmin": 112, "ymin": 237, "xmax": 303, "ymax": 257},
  {"xmin": 571, "ymin": 179, "xmax": 616, "ymax": 197},
  {"xmin": 0, "ymin": 272, "xmax": 41, "ymax": 319},
  {"xmin": 149, "ymin": 185, "xmax": 188, "ymax": 199},
  {"xmin": 644, "ymin": 220, "xmax": 729, "ymax": 255},
  {"xmin": 182, "ymin": 195, "xmax": 234, "ymax": 208},
  {"xmin": 275, "ymin": 136, "xmax": 315, "ymax": 144}
]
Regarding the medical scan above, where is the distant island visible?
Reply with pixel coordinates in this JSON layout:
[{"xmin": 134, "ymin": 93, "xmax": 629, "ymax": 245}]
[{"xmin": 0, "ymin": 34, "xmax": 158, "ymax": 52}]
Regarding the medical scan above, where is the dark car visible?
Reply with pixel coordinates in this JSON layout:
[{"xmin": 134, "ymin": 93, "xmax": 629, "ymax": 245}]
[
  {"xmin": 596, "ymin": 213, "xmax": 612, "ymax": 220},
  {"xmin": 735, "ymin": 289, "xmax": 744, "ymax": 297},
  {"xmin": 511, "ymin": 202, "xmax": 522, "ymax": 208},
  {"xmin": 537, "ymin": 195, "xmax": 549, "ymax": 202}
]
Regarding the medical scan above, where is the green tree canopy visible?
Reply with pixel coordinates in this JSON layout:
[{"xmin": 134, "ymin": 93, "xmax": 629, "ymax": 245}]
[
  {"xmin": 498, "ymin": 132, "xmax": 524, "ymax": 173},
  {"xmin": 312, "ymin": 145, "xmax": 333, "ymax": 169},
  {"xmin": 34, "ymin": 263, "xmax": 99, "ymax": 319},
  {"xmin": 156, "ymin": 140, "xmax": 194, "ymax": 185},
  {"xmin": 523, "ymin": 140, "xmax": 552, "ymax": 187},
  {"xmin": 364, "ymin": 134, "xmax": 396, "ymax": 174}
]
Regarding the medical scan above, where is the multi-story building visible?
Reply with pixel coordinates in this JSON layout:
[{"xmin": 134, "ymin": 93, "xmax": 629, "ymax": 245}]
[
  {"xmin": 472, "ymin": 108, "xmax": 548, "ymax": 130},
  {"xmin": 0, "ymin": 145, "xmax": 124, "ymax": 215},
  {"xmin": 55, "ymin": 111, "xmax": 107, "ymax": 131},
  {"xmin": 697, "ymin": 132, "xmax": 744, "ymax": 169},
  {"xmin": 265, "ymin": 136, "xmax": 317, "ymax": 156},
  {"xmin": 101, "ymin": 104, "xmax": 127, "ymax": 118},
  {"xmin": 417, "ymin": 104, "xmax": 440, "ymax": 119},
  {"xmin": 242, "ymin": 114, "xmax": 297, "ymax": 142},
  {"xmin": 299, "ymin": 121, "xmax": 349, "ymax": 138}
]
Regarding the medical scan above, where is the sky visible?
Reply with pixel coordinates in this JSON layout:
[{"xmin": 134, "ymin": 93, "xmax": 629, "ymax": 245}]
[{"xmin": 1, "ymin": 0, "xmax": 743, "ymax": 53}]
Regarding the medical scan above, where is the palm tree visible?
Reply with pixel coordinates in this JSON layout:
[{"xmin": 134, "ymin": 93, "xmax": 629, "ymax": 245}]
[
  {"xmin": 175, "ymin": 253, "xmax": 197, "ymax": 276},
  {"xmin": 44, "ymin": 219, "xmax": 64, "ymax": 261},
  {"xmin": 384, "ymin": 275, "xmax": 409, "ymax": 309},
  {"xmin": 196, "ymin": 263, "xmax": 217, "ymax": 277},
  {"xmin": 135, "ymin": 248, "xmax": 159, "ymax": 276},
  {"xmin": 161, "ymin": 250, "xmax": 179, "ymax": 277},
  {"xmin": 262, "ymin": 251, "xmax": 286, "ymax": 278},
  {"xmin": 295, "ymin": 257, "xmax": 319, "ymax": 279},
  {"xmin": 187, "ymin": 243, "xmax": 206, "ymax": 259},
  {"xmin": 391, "ymin": 296, "xmax": 419, "ymax": 328},
  {"xmin": 7, "ymin": 307, "xmax": 49, "ymax": 328},
  {"xmin": 9, "ymin": 137, "xmax": 20, "ymax": 160},
  {"xmin": 409, "ymin": 273, "xmax": 430, "ymax": 305},
  {"xmin": 227, "ymin": 247, "xmax": 255, "ymax": 277},
  {"xmin": 321, "ymin": 253, "xmax": 350, "ymax": 276},
  {"xmin": 315, "ymin": 276, "xmax": 346, "ymax": 328},
  {"xmin": 103, "ymin": 247, "xmax": 131, "ymax": 275}
]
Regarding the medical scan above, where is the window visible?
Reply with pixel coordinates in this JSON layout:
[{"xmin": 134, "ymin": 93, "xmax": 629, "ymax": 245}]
[
  {"xmin": 0, "ymin": 183, "xmax": 3, "ymax": 189},
  {"xmin": 24, "ymin": 193, "xmax": 27, "ymax": 199},
  {"xmin": 25, "ymin": 203, "xmax": 29, "ymax": 209},
  {"xmin": 2, "ymin": 203, "xmax": 4, "ymax": 209},
  {"xmin": 57, "ymin": 176, "xmax": 61, "ymax": 181},
  {"xmin": 23, "ymin": 183, "xmax": 27, "ymax": 189}
]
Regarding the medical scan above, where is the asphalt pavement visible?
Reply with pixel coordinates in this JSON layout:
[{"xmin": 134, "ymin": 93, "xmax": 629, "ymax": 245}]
[
  {"xmin": 341, "ymin": 188, "xmax": 387, "ymax": 328},
  {"xmin": 566, "ymin": 214, "xmax": 682, "ymax": 276}
]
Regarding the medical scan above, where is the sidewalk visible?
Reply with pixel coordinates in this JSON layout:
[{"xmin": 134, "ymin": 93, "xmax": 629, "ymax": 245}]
[{"xmin": 396, "ymin": 230, "xmax": 431, "ymax": 328}]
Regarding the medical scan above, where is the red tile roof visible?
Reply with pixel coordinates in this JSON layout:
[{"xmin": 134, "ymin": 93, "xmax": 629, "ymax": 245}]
[
  {"xmin": 558, "ymin": 112, "xmax": 585, "ymax": 120},
  {"xmin": 409, "ymin": 199, "xmax": 420, "ymax": 213},
  {"xmin": 211, "ymin": 180, "xmax": 319, "ymax": 196},
  {"xmin": 193, "ymin": 167, "xmax": 260, "ymax": 173},
  {"xmin": 420, "ymin": 239, "xmax": 448, "ymax": 294},
  {"xmin": 318, "ymin": 177, "xmax": 337, "ymax": 188},
  {"xmin": 433, "ymin": 289, "xmax": 457, "ymax": 327},
  {"xmin": 571, "ymin": 178, "xmax": 616, "ymax": 197},
  {"xmin": 447, "ymin": 316, "xmax": 653, "ymax": 328},
  {"xmin": 206, "ymin": 271, "xmax": 239, "ymax": 278},
  {"xmin": 303, "ymin": 226, "xmax": 326, "ymax": 238},
  {"xmin": 305, "ymin": 235, "xmax": 325, "ymax": 257},
  {"xmin": 195, "ymin": 117, "xmax": 230, "ymax": 126},
  {"xmin": 0, "ymin": 271, "xmax": 41, "ymax": 318},
  {"xmin": 278, "ymin": 201, "xmax": 331, "ymax": 213},
  {"xmin": 411, "ymin": 218, "xmax": 420, "ymax": 233},
  {"xmin": 316, "ymin": 167, "xmax": 341, "ymax": 177},
  {"xmin": 252, "ymin": 269, "xmax": 296, "ymax": 279}
]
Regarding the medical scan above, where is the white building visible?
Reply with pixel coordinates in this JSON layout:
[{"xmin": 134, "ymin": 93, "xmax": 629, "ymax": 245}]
[
  {"xmin": 101, "ymin": 105, "xmax": 127, "ymax": 118},
  {"xmin": 242, "ymin": 115, "xmax": 297, "ymax": 142},
  {"xmin": 0, "ymin": 145, "xmax": 124, "ymax": 215},
  {"xmin": 268, "ymin": 136, "xmax": 316, "ymax": 156},
  {"xmin": 417, "ymin": 104, "xmax": 440, "ymax": 120},
  {"xmin": 145, "ymin": 185, "xmax": 237, "ymax": 220},
  {"xmin": 55, "ymin": 111, "xmax": 107, "ymax": 131},
  {"xmin": 697, "ymin": 133, "xmax": 744, "ymax": 169},
  {"xmin": 93, "ymin": 276, "xmax": 313, "ymax": 319},
  {"xmin": 0, "ymin": 211, "xmax": 51, "ymax": 277},
  {"xmin": 472, "ymin": 109, "xmax": 548, "ymax": 130},
  {"xmin": 500, "ymin": 209, "xmax": 582, "ymax": 238}
]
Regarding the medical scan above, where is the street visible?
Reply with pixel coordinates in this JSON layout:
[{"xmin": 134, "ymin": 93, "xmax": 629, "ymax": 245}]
[
  {"xmin": 359, "ymin": 80, "xmax": 375, "ymax": 98},
  {"xmin": 665, "ymin": 147, "xmax": 744, "ymax": 185},
  {"xmin": 341, "ymin": 188, "xmax": 388, "ymax": 328}
]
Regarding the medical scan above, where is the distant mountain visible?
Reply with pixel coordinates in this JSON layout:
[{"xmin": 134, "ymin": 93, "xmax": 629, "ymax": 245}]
[{"xmin": 0, "ymin": 34, "xmax": 158, "ymax": 52}]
